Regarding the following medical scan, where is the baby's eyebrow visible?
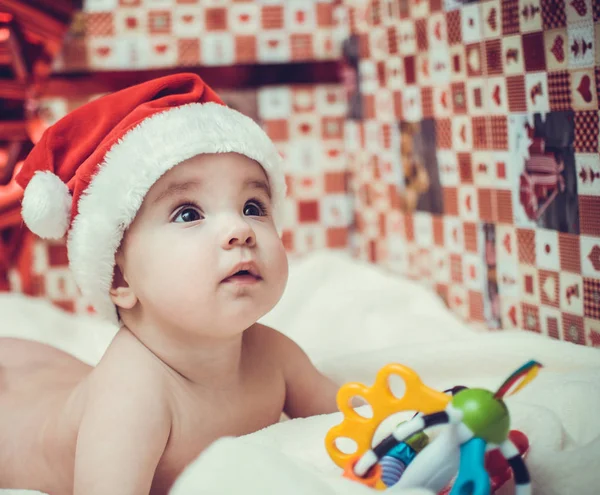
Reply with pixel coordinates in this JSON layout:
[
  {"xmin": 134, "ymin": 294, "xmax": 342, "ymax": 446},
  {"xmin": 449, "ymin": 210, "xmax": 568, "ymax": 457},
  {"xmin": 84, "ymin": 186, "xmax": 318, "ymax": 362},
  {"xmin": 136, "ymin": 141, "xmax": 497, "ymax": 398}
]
[
  {"xmin": 152, "ymin": 180, "xmax": 202, "ymax": 205},
  {"xmin": 244, "ymin": 178, "xmax": 271, "ymax": 200}
]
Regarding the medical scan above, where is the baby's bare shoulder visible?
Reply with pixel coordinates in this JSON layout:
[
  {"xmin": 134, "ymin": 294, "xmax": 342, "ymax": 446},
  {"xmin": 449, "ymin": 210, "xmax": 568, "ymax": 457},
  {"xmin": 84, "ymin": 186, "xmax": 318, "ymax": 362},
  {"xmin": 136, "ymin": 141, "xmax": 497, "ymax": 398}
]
[
  {"xmin": 247, "ymin": 323, "xmax": 299, "ymax": 353},
  {"xmin": 246, "ymin": 323, "xmax": 285, "ymax": 345},
  {"xmin": 245, "ymin": 323, "xmax": 308, "ymax": 368},
  {"xmin": 74, "ymin": 330, "xmax": 172, "ymax": 495},
  {"xmin": 86, "ymin": 329, "xmax": 171, "ymax": 411}
]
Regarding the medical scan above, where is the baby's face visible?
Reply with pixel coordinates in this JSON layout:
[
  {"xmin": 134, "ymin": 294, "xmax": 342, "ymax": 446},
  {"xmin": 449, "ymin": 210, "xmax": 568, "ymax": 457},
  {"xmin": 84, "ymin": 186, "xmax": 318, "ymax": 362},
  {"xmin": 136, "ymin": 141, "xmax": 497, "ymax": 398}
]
[{"xmin": 116, "ymin": 152, "xmax": 288, "ymax": 336}]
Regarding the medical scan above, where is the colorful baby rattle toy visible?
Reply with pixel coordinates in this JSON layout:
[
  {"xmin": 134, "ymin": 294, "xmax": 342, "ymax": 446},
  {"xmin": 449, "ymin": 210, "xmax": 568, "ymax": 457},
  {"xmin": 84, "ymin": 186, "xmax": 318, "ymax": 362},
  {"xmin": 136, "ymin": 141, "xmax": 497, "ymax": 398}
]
[{"xmin": 325, "ymin": 360, "xmax": 542, "ymax": 495}]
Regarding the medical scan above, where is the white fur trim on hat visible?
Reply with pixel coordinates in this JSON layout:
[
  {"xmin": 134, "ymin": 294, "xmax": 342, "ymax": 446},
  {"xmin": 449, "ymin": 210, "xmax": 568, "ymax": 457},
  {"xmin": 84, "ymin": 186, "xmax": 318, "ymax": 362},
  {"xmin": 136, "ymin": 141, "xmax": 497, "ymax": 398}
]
[
  {"xmin": 21, "ymin": 171, "xmax": 72, "ymax": 239},
  {"xmin": 68, "ymin": 102, "xmax": 286, "ymax": 325}
]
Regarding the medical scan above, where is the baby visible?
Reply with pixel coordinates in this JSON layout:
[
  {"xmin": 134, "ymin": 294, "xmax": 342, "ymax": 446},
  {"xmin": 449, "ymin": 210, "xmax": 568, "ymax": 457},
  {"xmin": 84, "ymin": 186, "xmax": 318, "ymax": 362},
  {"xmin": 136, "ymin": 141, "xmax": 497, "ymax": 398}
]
[{"xmin": 0, "ymin": 74, "xmax": 338, "ymax": 495}]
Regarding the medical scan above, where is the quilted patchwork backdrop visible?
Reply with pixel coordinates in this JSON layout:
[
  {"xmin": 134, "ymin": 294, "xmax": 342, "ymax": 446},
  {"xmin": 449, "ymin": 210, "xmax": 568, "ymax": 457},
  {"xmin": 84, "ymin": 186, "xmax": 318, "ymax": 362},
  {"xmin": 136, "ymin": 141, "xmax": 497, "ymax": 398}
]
[{"xmin": 3, "ymin": 0, "xmax": 600, "ymax": 347}]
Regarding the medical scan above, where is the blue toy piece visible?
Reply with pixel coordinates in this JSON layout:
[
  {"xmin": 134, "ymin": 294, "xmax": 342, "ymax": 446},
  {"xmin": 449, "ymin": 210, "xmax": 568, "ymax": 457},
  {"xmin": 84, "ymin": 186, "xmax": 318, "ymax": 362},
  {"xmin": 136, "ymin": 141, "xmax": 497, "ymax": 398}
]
[
  {"xmin": 379, "ymin": 436, "xmax": 422, "ymax": 487},
  {"xmin": 451, "ymin": 437, "xmax": 490, "ymax": 495}
]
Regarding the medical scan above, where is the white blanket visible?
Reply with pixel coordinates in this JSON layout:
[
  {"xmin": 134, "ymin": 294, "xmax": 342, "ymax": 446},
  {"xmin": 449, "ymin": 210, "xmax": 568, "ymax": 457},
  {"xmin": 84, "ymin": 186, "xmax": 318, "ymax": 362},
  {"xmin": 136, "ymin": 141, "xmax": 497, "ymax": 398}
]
[{"xmin": 1, "ymin": 251, "xmax": 599, "ymax": 495}]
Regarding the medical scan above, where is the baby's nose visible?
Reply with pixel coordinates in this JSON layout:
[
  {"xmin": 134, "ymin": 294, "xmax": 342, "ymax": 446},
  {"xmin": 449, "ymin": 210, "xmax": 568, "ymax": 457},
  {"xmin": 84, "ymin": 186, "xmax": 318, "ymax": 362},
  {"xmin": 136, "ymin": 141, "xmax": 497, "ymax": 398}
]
[{"xmin": 222, "ymin": 221, "xmax": 256, "ymax": 249}]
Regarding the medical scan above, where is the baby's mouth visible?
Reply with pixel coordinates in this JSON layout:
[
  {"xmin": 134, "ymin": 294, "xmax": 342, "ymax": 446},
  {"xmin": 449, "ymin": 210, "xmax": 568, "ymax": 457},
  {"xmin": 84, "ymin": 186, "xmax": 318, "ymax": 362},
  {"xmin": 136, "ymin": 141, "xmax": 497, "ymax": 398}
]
[{"xmin": 222, "ymin": 270, "xmax": 262, "ymax": 284}]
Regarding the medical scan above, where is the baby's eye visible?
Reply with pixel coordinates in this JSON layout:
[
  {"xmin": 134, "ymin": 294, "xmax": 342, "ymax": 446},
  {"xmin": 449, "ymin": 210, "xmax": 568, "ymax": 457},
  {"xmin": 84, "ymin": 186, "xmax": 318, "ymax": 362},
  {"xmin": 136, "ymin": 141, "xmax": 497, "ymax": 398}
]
[
  {"xmin": 243, "ymin": 199, "xmax": 267, "ymax": 217},
  {"xmin": 173, "ymin": 206, "xmax": 203, "ymax": 223}
]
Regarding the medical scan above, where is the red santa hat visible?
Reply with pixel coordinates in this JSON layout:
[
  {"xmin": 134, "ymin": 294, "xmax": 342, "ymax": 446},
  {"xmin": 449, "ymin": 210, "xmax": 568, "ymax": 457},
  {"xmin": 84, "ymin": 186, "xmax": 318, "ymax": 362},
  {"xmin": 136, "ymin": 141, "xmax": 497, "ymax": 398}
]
[{"xmin": 16, "ymin": 73, "xmax": 286, "ymax": 324}]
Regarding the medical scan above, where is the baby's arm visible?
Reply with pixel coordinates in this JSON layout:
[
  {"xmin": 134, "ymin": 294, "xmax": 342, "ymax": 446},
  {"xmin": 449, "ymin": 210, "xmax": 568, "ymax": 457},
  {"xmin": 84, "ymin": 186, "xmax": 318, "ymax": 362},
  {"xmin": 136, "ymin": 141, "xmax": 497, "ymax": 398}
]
[
  {"xmin": 262, "ymin": 325, "xmax": 339, "ymax": 418},
  {"xmin": 74, "ymin": 352, "xmax": 171, "ymax": 495}
]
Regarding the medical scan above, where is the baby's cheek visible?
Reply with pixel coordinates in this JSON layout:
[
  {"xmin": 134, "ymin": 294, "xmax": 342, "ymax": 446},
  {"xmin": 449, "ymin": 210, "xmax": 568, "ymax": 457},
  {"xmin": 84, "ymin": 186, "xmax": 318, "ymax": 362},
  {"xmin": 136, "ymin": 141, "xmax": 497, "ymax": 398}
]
[
  {"xmin": 152, "ymin": 274, "xmax": 214, "ymax": 325},
  {"xmin": 268, "ymin": 241, "xmax": 289, "ymax": 293}
]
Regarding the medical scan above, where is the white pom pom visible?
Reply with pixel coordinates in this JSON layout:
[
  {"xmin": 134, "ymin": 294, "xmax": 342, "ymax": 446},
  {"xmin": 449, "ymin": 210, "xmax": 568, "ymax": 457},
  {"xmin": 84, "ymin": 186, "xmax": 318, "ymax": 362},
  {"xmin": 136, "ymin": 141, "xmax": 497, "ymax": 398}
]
[{"xmin": 21, "ymin": 171, "xmax": 72, "ymax": 239}]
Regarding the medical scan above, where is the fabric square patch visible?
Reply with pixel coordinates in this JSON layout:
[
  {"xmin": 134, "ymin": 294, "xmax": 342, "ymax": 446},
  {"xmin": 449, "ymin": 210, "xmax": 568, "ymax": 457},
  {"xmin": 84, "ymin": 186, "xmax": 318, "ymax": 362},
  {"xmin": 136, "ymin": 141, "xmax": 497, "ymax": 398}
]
[
  {"xmin": 488, "ymin": 77, "xmax": 508, "ymax": 113},
  {"xmin": 204, "ymin": 7, "xmax": 226, "ymax": 31},
  {"xmin": 85, "ymin": 12, "xmax": 115, "ymax": 36},
  {"xmin": 429, "ymin": 217, "xmax": 444, "ymax": 247},
  {"xmin": 548, "ymin": 71, "xmax": 572, "ymax": 110},
  {"xmin": 562, "ymin": 312, "xmax": 585, "ymax": 344},
  {"xmin": 148, "ymin": 10, "xmax": 171, "ymax": 34},
  {"xmin": 436, "ymin": 118, "xmax": 452, "ymax": 149},
  {"xmin": 404, "ymin": 213, "xmax": 415, "ymax": 241},
  {"xmin": 560, "ymin": 271, "xmax": 584, "ymax": 314},
  {"xmin": 490, "ymin": 116, "xmax": 508, "ymax": 149},
  {"xmin": 415, "ymin": 18, "xmax": 428, "ymax": 50},
  {"xmin": 466, "ymin": 79, "xmax": 485, "ymax": 114},
  {"xmin": 430, "ymin": 0, "xmax": 443, "ymax": 12},
  {"xmin": 535, "ymin": 228, "xmax": 560, "ymax": 271},
  {"xmin": 522, "ymin": 32, "xmax": 547, "ymax": 71},
  {"xmin": 486, "ymin": 39, "xmax": 503, "ymax": 75},
  {"xmin": 546, "ymin": 315, "xmax": 560, "ymax": 339},
  {"xmin": 525, "ymin": 72, "xmax": 550, "ymax": 114},
  {"xmin": 421, "ymin": 87, "xmax": 434, "ymax": 118},
  {"xmin": 48, "ymin": 244, "xmax": 68, "ymax": 266},
  {"xmin": 463, "ymin": 222, "xmax": 478, "ymax": 252},
  {"xmin": 507, "ymin": 75, "xmax": 527, "ymax": 112},
  {"xmin": 542, "ymin": 0, "xmax": 567, "ymax": 28},
  {"xmin": 496, "ymin": 189, "xmax": 514, "ymax": 223},
  {"xmin": 519, "ymin": 0, "xmax": 543, "ymax": 32},
  {"xmin": 576, "ymin": 153, "xmax": 600, "ymax": 196},
  {"xmin": 502, "ymin": 0, "xmax": 520, "ymax": 35},
  {"xmin": 482, "ymin": 0, "xmax": 501, "ymax": 38},
  {"xmin": 450, "ymin": 253, "xmax": 464, "ymax": 283},
  {"xmin": 264, "ymin": 120, "xmax": 289, "ymax": 141},
  {"xmin": 545, "ymin": 29, "xmax": 568, "ymax": 71},
  {"xmin": 322, "ymin": 117, "xmax": 344, "ymax": 140},
  {"xmin": 326, "ymin": 227, "xmax": 348, "ymax": 249},
  {"xmin": 298, "ymin": 200, "xmax": 320, "ymax": 223},
  {"xmin": 559, "ymin": 232, "xmax": 582, "ymax": 272},
  {"xmin": 172, "ymin": 7, "xmax": 204, "ymax": 38},
  {"xmin": 404, "ymin": 56, "xmax": 417, "ymax": 84},
  {"xmin": 522, "ymin": 303, "xmax": 541, "ymax": 332},
  {"xmin": 235, "ymin": 35, "xmax": 257, "ymax": 63},
  {"xmin": 586, "ymin": 318, "xmax": 600, "ymax": 347},
  {"xmin": 290, "ymin": 34, "xmax": 313, "ymax": 60},
  {"xmin": 579, "ymin": 195, "xmax": 600, "ymax": 236},
  {"xmin": 468, "ymin": 290, "xmax": 485, "ymax": 321},
  {"xmin": 262, "ymin": 5, "xmax": 284, "ymax": 29},
  {"xmin": 567, "ymin": 21, "xmax": 595, "ymax": 69},
  {"xmin": 324, "ymin": 172, "xmax": 348, "ymax": 194},
  {"xmin": 574, "ymin": 110, "xmax": 599, "ymax": 152},
  {"xmin": 477, "ymin": 188, "xmax": 494, "ymax": 221},
  {"xmin": 583, "ymin": 278, "xmax": 600, "ymax": 319},
  {"xmin": 446, "ymin": 10, "xmax": 462, "ymax": 44},
  {"xmin": 451, "ymin": 82, "xmax": 468, "ymax": 114},
  {"xmin": 472, "ymin": 117, "xmax": 489, "ymax": 150},
  {"xmin": 458, "ymin": 152, "xmax": 473, "ymax": 183},
  {"xmin": 570, "ymin": 70, "xmax": 598, "ymax": 111},
  {"xmin": 503, "ymin": 35, "xmax": 525, "ymax": 75},
  {"xmin": 460, "ymin": 4, "xmax": 482, "ymax": 44},
  {"xmin": 580, "ymin": 236, "xmax": 600, "ymax": 277},
  {"xmin": 539, "ymin": 269, "xmax": 560, "ymax": 307},
  {"xmin": 465, "ymin": 43, "xmax": 483, "ymax": 77},
  {"xmin": 443, "ymin": 187, "xmax": 459, "ymax": 215},
  {"xmin": 517, "ymin": 228, "xmax": 536, "ymax": 264},
  {"xmin": 177, "ymin": 38, "xmax": 200, "ymax": 65},
  {"xmin": 316, "ymin": 3, "xmax": 333, "ymax": 27}
]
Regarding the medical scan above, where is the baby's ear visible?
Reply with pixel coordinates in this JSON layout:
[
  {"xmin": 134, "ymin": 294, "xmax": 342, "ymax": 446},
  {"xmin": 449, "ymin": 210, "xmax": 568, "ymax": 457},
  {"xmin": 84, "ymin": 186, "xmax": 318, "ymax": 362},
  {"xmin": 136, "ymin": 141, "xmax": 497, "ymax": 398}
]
[{"xmin": 110, "ymin": 258, "xmax": 138, "ymax": 310}]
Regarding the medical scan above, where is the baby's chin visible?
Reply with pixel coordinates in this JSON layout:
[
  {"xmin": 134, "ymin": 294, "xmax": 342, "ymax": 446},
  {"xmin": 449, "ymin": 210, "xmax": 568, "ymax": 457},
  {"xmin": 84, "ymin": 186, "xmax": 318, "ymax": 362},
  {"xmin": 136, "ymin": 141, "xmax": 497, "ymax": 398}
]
[
  {"xmin": 170, "ymin": 307, "xmax": 268, "ymax": 337},
  {"xmin": 146, "ymin": 289, "xmax": 282, "ymax": 335},
  {"xmin": 218, "ymin": 307, "xmax": 272, "ymax": 333}
]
